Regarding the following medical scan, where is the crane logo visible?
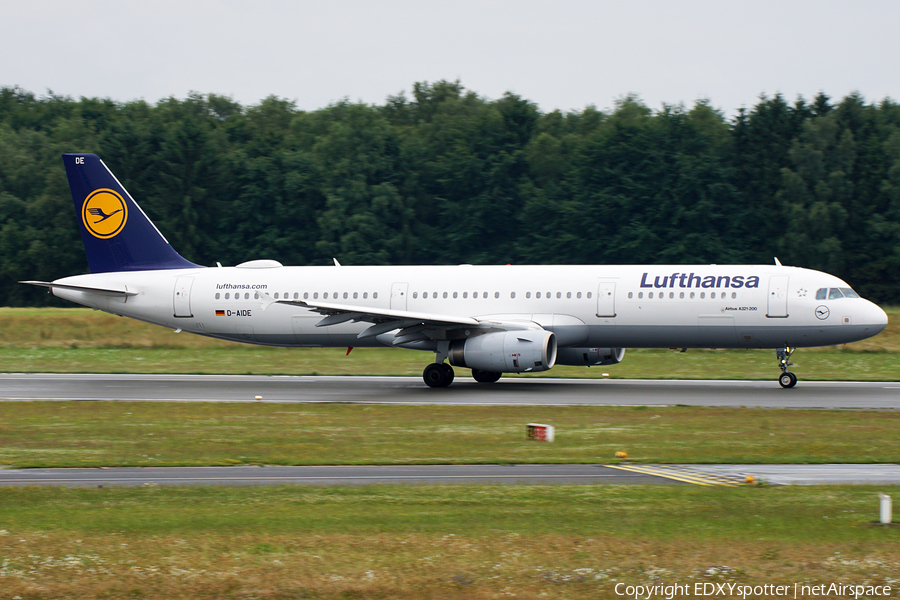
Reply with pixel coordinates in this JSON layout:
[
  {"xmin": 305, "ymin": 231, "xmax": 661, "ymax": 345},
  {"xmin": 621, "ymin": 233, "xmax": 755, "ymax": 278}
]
[{"xmin": 82, "ymin": 189, "xmax": 127, "ymax": 239}]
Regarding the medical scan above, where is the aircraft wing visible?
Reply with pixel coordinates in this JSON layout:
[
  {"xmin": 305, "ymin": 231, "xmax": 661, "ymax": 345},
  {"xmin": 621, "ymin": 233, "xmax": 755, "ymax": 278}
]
[{"xmin": 266, "ymin": 296, "xmax": 538, "ymax": 343}]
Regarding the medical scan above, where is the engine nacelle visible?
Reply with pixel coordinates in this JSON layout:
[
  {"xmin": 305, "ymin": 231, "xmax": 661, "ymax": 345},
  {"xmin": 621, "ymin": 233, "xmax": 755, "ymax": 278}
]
[
  {"xmin": 555, "ymin": 347, "xmax": 626, "ymax": 366},
  {"xmin": 449, "ymin": 330, "xmax": 557, "ymax": 373}
]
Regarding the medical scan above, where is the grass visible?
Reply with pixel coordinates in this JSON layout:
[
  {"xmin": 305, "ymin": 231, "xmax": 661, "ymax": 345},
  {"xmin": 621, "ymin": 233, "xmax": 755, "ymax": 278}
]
[
  {"xmin": 0, "ymin": 484, "xmax": 897, "ymax": 599},
  {"xmin": 0, "ymin": 306, "xmax": 899, "ymax": 379},
  {"xmin": 1, "ymin": 402, "xmax": 900, "ymax": 468}
]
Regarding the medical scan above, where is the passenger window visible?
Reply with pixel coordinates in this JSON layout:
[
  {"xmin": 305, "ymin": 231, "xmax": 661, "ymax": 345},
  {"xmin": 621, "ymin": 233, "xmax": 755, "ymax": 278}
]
[
  {"xmin": 690, "ymin": 292, "xmax": 695, "ymax": 299},
  {"xmin": 679, "ymin": 292, "xmax": 684, "ymax": 299},
  {"xmin": 224, "ymin": 293, "xmax": 230, "ymax": 300},
  {"xmin": 474, "ymin": 292, "xmax": 479, "ymax": 299},
  {"xmin": 557, "ymin": 292, "xmax": 562, "ymax": 299},
  {"xmin": 711, "ymin": 292, "xmax": 716, "ymax": 299},
  {"xmin": 700, "ymin": 292, "xmax": 705, "ymax": 299},
  {"xmin": 443, "ymin": 292, "xmax": 448, "ymax": 299},
  {"xmin": 314, "ymin": 292, "xmax": 319, "ymax": 299},
  {"xmin": 324, "ymin": 292, "xmax": 329, "ymax": 299},
  {"xmin": 649, "ymin": 292, "xmax": 654, "ymax": 299},
  {"xmin": 840, "ymin": 288, "xmax": 860, "ymax": 298},
  {"xmin": 524, "ymin": 292, "xmax": 529, "ymax": 299},
  {"xmin": 638, "ymin": 292, "xmax": 643, "ymax": 299},
  {"xmin": 353, "ymin": 292, "xmax": 358, "ymax": 299},
  {"xmin": 453, "ymin": 292, "xmax": 458, "ymax": 299},
  {"xmin": 363, "ymin": 292, "xmax": 368, "ymax": 299},
  {"xmin": 495, "ymin": 292, "xmax": 500, "ymax": 299},
  {"xmin": 669, "ymin": 292, "xmax": 674, "ymax": 299},
  {"xmin": 303, "ymin": 292, "xmax": 308, "ymax": 300},
  {"xmin": 274, "ymin": 293, "xmax": 279, "ymax": 299},
  {"xmin": 577, "ymin": 292, "xmax": 582, "ymax": 299},
  {"xmin": 731, "ymin": 292, "xmax": 736, "ymax": 299},
  {"xmin": 587, "ymin": 292, "xmax": 592, "ymax": 299},
  {"xmin": 536, "ymin": 292, "xmax": 540, "ymax": 299},
  {"xmin": 628, "ymin": 292, "xmax": 633, "ymax": 299},
  {"xmin": 829, "ymin": 288, "xmax": 844, "ymax": 299},
  {"xmin": 567, "ymin": 292, "xmax": 572, "ymax": 299},
  {"xmin": 373, "ymin": 292, "xmax": 378, "ymax": 299},
  {"xmin": 510, "ymin": 292, "xmax": 516, "ymax": 299},
  {"xmin": 464, "ymin": 292, "xmax": 469, "ymax": 299},
  {"xmin": 816, "ymin": 288, "xmax": 827, "ymax": 300},
  {"xmin": 294, "ymin": 293, "xmax": 299, "ymax": 299}
]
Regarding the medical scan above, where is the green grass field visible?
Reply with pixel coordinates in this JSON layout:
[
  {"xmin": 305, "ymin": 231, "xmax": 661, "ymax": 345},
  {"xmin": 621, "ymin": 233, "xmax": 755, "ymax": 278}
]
[
  {"xmin": 1, "ymin": 402, "xmax": 900, "ymax": 468},
  {"xmin": 0, "ymin": 484, "xmax": 898, "ymax": 599},
  {"xmin": 0, "ymin": 306, "xmax": 898, "ymax": 380}
]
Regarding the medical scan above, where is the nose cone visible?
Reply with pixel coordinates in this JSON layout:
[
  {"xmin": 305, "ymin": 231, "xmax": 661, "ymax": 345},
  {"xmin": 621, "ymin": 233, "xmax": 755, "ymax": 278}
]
[{"xmin": 866, "ymin": 301, "xmax": 889, "ymax": 336}]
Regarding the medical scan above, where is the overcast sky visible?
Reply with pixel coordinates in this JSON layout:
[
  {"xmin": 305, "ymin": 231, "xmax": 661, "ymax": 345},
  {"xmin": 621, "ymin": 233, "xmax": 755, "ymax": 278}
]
[{"xmin": 3, "ymin": 0, "xmax": 898, "ymax": 117}]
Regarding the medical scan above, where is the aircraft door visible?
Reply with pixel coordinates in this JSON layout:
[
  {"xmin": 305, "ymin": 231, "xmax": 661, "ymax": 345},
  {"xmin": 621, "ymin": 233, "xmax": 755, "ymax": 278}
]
[
  {"xmin": 766, "ymin": 275, "xmax": 789, "ymax": 318},
  {"xmin": 173, "ymin": 276, "xmax": 194, "ymax": 318},
  {"xmin": 596, "ymin": 282, "xmax": 616, "ymax": 317},
  {"xmin": 391, "ymin": 282, "xmax": 408, "ymax": 311}
]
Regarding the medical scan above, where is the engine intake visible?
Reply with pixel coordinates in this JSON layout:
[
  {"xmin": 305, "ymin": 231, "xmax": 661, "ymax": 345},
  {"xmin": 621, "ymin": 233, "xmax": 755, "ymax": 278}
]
[
  {"xmin": 555, "ymin": 347, "xmax": 625, "ymax": 366},
  {"xmin": 449, "ymin": 330, "xmax": 557, "ymax": 373}
]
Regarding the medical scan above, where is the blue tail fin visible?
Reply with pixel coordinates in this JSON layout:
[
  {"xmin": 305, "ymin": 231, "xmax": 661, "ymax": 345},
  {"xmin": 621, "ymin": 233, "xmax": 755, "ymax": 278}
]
[{"xmin": 63, "ymin": 154, "xmax": 201, "ymax": 273}]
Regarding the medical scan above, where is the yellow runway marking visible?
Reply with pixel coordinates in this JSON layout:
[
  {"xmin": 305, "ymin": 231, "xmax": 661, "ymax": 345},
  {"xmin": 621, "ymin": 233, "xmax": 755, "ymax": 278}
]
[{"xmin": 607, "ymin": 464, "xmax": 744, "ymax": 487}]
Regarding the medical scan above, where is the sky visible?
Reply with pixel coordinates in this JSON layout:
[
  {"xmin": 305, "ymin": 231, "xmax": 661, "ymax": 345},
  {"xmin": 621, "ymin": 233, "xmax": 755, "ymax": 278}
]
[{"xmin": 2, "ymin": 0, "xmax": 898, "ymax": 117}]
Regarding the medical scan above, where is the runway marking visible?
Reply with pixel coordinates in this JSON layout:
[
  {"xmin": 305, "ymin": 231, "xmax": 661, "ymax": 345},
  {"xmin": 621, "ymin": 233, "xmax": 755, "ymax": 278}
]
[{"xmin": 607, "ymin": 464, "xmax": 744, "ymax": 486}]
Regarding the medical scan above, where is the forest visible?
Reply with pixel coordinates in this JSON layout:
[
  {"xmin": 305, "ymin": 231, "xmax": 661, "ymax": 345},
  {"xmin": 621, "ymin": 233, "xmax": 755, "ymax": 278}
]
[{"xmin": 2, "ymin": 81, "xmax": 900, "ymax": 306}]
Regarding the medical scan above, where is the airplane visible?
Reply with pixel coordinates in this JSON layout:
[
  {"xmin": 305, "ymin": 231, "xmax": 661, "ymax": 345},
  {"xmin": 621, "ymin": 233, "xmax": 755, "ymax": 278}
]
[{"xmin": 21, "ymin": 154, "xmax": 889, "ymax": 389}]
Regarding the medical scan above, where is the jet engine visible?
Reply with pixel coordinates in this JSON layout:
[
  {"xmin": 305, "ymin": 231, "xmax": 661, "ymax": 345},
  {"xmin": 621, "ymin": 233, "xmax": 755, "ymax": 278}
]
[
  {"xmin": 449, "ymin": 330, "xmax": 557, "ymax": 373},
  {"xmin": 555, "ymin": 347, "xmax": 625, "ymax": 366}
]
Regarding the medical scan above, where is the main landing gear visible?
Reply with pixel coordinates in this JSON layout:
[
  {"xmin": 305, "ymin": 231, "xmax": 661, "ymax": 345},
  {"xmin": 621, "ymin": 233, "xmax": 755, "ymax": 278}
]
[
  {"xmin": 423, "ymin": 363, "xmax": 455, "ymax": 388},
  {"xmin": 776, "ymin": 346, "xmax": 797, "ymax": 388}
]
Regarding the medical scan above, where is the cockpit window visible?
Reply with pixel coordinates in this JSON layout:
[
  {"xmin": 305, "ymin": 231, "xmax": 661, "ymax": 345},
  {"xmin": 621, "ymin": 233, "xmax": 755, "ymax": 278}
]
[{"xmin": 817, "ymin": 287, "xmax": 860, "ymax": 300}]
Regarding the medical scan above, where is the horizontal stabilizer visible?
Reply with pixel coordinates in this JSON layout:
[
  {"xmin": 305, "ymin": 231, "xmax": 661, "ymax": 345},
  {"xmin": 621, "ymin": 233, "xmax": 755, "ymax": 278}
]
[{"xmin": 19, "ymin": 280, "xmax": 138, "ymax": 297}]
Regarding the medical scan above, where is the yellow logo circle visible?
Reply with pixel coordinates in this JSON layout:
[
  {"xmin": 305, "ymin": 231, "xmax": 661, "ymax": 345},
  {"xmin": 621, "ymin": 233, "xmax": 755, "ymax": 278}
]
[{"xmin": 82, "ymin": 189, "xmax": 128, "ymax": 239}]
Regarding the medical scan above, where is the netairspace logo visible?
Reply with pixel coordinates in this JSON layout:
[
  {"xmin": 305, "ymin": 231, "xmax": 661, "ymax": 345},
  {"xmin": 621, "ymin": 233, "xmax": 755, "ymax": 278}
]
[{"xmin": 614, "ymin": 582, "xmax": 892, "ymax": 599}]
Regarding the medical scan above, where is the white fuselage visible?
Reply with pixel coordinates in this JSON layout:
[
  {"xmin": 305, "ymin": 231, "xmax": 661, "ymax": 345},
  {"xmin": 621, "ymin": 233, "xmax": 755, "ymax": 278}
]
[{"xmin": 51, "ymin": 263, "xmax": 888, "ymax": 351}]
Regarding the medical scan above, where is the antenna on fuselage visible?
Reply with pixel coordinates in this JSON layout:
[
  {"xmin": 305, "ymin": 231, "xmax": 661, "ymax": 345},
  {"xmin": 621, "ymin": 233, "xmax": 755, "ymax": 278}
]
[
  {"xmin": 333, "ymin": 258, "xmax": 342, "ymax": 267},
  {"xmin": 774, "ymin": 257, "xmax": 783, "ymax": 266}
]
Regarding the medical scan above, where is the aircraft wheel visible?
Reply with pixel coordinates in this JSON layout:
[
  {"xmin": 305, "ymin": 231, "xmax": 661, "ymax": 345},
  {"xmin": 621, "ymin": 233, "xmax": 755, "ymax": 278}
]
[
  {"xmin": 424, "ymin": 363, "xmax": 452, "ymax": 388},
  {"xmin": 778, "ymin": 372, "xmax": 797, "ymax": 388},
  {"xmin": 472, "ymin": 369, "xmax": 502, "ymax": 383},
  {"xmin": 442, "ymin": 363, "xmax": 455, "ymax": 386}
]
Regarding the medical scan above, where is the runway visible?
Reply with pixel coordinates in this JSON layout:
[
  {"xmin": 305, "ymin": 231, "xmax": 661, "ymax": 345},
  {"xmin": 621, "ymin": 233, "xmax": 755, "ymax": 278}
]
[
  {"xmin": 1, "ymin": 373, "xmax": 899, "ymax": 409},
  {"xmin": 1, "ymin": 464, "xmax": 897, "ymax": 487}
]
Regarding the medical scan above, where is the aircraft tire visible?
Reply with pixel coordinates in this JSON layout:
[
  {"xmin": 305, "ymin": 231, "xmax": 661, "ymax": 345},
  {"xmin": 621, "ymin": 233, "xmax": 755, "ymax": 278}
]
[
  {"xmin": 424, "ymin": 363, "xmax": 453, "ymax": 388},
  {"xmin": 778, "ymin": 372, "xmax": 797, "ymax": 388},
  {"xmin": 472, "ymin": 369, "xmax": 502, "ymax": 383}
]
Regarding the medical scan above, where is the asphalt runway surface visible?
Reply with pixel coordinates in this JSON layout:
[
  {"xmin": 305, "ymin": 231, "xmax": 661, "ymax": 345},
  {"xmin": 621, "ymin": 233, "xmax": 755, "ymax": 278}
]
[
  {"xmin": 2, "ymin": 373, "xmax": 900, "ymax": 409},
  {"xmin": 1, "ymin": 464, "xmax": 898, "ymax": 487}
]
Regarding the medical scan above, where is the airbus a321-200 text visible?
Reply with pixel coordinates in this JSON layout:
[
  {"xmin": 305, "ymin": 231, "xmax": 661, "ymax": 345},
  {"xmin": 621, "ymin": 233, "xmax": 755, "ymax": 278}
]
[{"xmin": 22, "ymin": 154, "xmax": 888, "ymax": 388}]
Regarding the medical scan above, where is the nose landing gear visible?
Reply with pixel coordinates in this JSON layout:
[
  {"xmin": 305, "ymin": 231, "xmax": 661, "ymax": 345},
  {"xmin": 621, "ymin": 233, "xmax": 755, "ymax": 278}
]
[{"xmin": 776, "ymin": 346, "xmax": 797, "ymax": 388}]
